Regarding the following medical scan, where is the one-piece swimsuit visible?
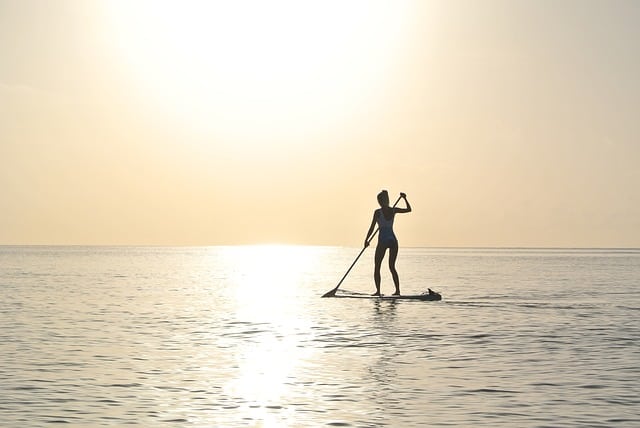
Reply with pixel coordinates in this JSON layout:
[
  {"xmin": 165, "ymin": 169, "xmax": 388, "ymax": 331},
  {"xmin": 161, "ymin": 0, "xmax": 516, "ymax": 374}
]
[{"xmin": 377, "ymin": 209, "xmax": 397, "ymax": 249}]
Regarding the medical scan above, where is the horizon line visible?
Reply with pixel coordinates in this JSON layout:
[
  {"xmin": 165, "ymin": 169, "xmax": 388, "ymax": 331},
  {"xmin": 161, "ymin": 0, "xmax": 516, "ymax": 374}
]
[{"xmin": 1, "ymin": 244, "xmax": 639, "ymax": 251}]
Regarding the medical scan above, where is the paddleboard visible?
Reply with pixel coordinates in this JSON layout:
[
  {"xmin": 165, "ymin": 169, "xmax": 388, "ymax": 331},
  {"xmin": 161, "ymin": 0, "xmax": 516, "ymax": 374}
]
[{"xmin": 332, "ymin": 291, "xmax": 442, "ymax": 301}]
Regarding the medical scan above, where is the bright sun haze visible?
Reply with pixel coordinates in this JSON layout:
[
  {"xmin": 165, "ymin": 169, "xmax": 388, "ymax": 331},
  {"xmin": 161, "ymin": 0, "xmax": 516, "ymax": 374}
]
[
  {"xmin": 106, "ymin": 1, "xmax": 411, "ymax": 140},
  {"xmin": 1, "ymin": 0, "xmax": 639, "ymax": 246}
]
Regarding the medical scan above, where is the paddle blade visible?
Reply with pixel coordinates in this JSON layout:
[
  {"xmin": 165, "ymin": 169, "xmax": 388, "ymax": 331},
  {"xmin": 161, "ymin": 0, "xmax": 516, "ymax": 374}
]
[{"xmin": 322, "ymin": 287, "xmax": 338, "ymax": 298}]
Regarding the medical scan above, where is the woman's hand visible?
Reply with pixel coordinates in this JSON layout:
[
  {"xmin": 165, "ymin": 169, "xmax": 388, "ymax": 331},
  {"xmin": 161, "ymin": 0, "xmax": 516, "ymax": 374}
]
[{"xmin": 397, "ymin": 193, "xmax": 411, "ymax": 213}]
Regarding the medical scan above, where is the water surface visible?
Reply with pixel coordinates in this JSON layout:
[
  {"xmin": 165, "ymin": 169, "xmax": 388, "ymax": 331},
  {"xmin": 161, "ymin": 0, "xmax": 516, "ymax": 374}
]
[{"xmin": 1, "ymin": 246, "xmax": 639, "ymax": 426}]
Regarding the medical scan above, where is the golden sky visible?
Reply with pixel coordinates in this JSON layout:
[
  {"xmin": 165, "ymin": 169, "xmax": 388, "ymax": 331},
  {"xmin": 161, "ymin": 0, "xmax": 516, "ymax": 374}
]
[{"xmin": 1, "ymin": 0, "xmax": 639, "ymax": 246}]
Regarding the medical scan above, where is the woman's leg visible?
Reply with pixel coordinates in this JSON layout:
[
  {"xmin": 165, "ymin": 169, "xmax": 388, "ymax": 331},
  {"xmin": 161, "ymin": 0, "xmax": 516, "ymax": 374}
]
[
  {"xmin": 373, "ymin": 244, "xmax": 386, "ymax": 295},
  {"xmin": 388, "ymin": 242, "xmax": 400, "ymax": 295}
]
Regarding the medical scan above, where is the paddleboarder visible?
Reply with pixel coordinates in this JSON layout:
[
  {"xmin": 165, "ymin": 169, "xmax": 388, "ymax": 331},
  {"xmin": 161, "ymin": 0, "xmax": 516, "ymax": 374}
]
[{"xmin": 364, "ymin": 190, "xmax": 412, "ymax": 296}]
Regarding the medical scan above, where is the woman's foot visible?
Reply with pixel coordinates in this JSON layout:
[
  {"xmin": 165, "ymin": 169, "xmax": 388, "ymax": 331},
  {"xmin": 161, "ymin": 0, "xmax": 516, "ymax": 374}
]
[
  {"xmin": 392, "ymin": 290, "xmax": 401, "ymax": 296},
  {"xmin": 371, "ymin": 291, "xmax": 382, "ymax": 296}
]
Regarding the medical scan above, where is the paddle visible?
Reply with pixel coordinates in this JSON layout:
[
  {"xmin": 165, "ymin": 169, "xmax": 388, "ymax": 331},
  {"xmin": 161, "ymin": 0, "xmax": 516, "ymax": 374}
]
[{"xmin": 322, "ymin": 194, "xmax": 403, "ymax": 298}]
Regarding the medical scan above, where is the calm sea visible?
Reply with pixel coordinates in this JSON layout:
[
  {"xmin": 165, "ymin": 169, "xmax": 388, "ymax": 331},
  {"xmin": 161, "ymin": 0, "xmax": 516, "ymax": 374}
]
[{"xmin": 1, "ymin": 246, "xmax": 638, "ymax": 427}]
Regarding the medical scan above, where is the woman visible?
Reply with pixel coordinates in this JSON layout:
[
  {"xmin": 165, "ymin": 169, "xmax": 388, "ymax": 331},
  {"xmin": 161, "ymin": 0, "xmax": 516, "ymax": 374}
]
[{"xmin": 364, "ymin": 190, "xmax": 412, "ymax": 296}]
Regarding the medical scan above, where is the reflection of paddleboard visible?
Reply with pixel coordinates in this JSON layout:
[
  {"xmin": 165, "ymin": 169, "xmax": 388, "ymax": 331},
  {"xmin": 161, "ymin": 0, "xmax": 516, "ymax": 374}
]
[{"xmin": 332, "ymin": 291, "xmax": 442, "ymax": 301}]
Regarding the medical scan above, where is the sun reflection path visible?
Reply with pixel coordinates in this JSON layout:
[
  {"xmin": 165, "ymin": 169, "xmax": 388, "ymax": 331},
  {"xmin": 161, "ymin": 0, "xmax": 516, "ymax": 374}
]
[
  {"xmin": 218, "ymin": 245, "xmax": 326, "ymax": 424},
  {"xmin": 223, "ymin": 244, "xmax": 321, "ymax": 322}
]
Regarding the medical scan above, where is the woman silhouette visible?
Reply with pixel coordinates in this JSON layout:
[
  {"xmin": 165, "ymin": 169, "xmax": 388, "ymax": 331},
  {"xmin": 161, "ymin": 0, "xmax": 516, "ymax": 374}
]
[{"xmin": 364, "ymin": 190, "xmax": 412, "ymax": 296}]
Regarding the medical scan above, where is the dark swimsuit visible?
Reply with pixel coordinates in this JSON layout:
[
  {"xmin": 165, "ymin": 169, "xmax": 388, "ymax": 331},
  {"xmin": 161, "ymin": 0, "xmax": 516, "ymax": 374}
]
[{"xmin": 377, "ymin": 209, "xmax": 397, "ymax": 249}]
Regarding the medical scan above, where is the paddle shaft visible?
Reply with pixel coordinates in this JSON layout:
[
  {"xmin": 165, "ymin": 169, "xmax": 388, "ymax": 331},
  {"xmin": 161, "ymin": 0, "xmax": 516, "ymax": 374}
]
[{"xmin": 322, "ymin": 195, "xmax": 403, "ymax": 297}]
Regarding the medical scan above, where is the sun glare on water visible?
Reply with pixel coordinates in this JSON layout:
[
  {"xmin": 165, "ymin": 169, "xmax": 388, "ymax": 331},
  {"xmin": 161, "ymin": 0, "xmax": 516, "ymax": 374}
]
[
  {"xmin": 222, "ymin": 244, "xmax": 318, "ymax": 319},
  {"xmin": 102, "ymin": 1, "xmax": 412, "ymax": 140},
  {"xmin": 216, "ymin": 245, "xmax": 323, "ymax": 420}
]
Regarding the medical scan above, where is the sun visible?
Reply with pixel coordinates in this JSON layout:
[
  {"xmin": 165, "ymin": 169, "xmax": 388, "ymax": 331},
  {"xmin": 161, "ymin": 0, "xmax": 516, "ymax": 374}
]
[{"xmin": 101, "ymin": 0, "xmax": 413, "ymax": 141}]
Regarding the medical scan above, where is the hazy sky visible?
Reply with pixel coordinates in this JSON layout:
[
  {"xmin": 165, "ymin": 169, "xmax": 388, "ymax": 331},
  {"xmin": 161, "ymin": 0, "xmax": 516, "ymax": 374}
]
[{"xmin": 1, "ymin": 0, "xmax": 639, "ymax": 246}]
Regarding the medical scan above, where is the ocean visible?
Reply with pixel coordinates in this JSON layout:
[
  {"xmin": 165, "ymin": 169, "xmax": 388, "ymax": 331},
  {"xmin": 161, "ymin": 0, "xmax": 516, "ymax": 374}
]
[{"xmin": 1, "ymin": 246, "xmax": 638, "ymax": 427}]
